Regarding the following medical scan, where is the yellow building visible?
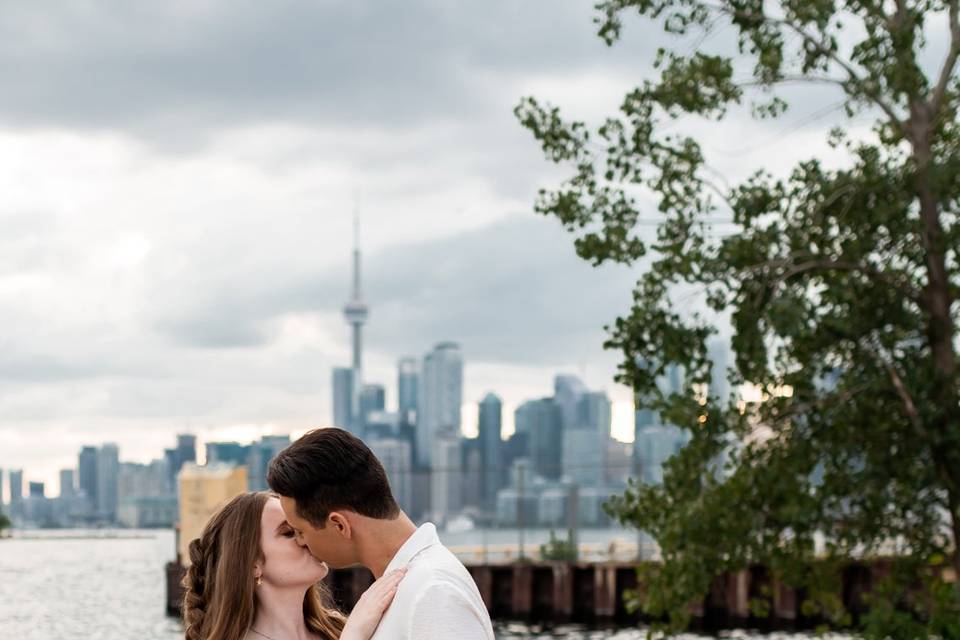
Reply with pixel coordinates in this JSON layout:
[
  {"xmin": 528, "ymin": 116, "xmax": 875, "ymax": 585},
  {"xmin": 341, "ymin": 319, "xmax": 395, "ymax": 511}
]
[{"xmin": 177, "ymin": 463, "xmax": 248, "ymax": 564}]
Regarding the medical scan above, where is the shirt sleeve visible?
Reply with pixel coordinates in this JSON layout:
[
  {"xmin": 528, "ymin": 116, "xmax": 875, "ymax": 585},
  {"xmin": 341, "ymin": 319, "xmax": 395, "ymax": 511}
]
[{"xmin": 408, "ymin": 581, "xmax": 491, "ymax": 639}]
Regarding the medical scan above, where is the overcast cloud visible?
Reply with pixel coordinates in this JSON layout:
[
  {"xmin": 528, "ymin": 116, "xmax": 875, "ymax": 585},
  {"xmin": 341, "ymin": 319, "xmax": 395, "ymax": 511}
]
[{"xmin": 0, "ymin": 0, "xmax": 894, "ymax": 491}]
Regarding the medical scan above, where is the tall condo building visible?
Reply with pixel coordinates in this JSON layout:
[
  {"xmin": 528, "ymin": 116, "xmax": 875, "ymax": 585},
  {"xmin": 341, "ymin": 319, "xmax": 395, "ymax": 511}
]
[
  {"xmin": 368, "ymin": 438, "xmax": 413, "ymax": 515},
  {"xmin": 247, "ymin": 435, "xmax": 291, "ymax": 491},
  {"xmin": 554, "ymin": 374, "xmax": 587, "ymax": 429},
  {"xmin": 417, "ymin": 342, "xmax": 463, "ymax": 467},
  {"xmin": 397, "ymin": 357, "xmax": 421, "ymax": 462},
  {"xmin": 9, "ymin": 469, "xmax": 23, "ymax": 519},
  {"xmin": 397, "ymin": 357, "xmax": 420, "ymax": 425},
  {"xmin": 205, "ymin": 442, "xmax": 250, "ymax": 466},
  {"xmin": 359, "ymin": 383, "xmax": 386, "ymax": 434},
  {"xmin": 96, "ymin": 444, "xmax": 120, "ymax": 522},
  {"xmin": 332, "ymin": 367, "xmax": 355, "ymax": 431},
  {"xmin": 177, "ymin": 435, "xmax": 197, "ymax": 468},
  {"xmin": 430, "ymin": 427, "xmax": 462, "ymax": 524},
  {"xmin": 708, "ymin": 338, "xmax": 732, "ymax": 402},
  {"xmin": 163, "ymin": 434, "xmax": 197, "ymax": 495},
  {"xmin": 515, "ymin": 398, "xmax": 563, "ymax": 480},
  {"xmin": 633, "ymin": 362, "xmax": 688, "ymax": 484},
  {"xmin": 59, "ymin": 469, "xmax": 76, "ymax": 498},
  {"xmin": 478, "ymin": 392, "xmax": 503, "ymax": 511},
  {"xmin": 562, "ymin": 391, "xmax": 612, "ymax": 487},
  {"xmin": 78, "ymin": 446, "xmax": 98, "ymax": 506},
  {"xmin": 337, "ymin": 214, "xmax": 369, "ymax": 437}
]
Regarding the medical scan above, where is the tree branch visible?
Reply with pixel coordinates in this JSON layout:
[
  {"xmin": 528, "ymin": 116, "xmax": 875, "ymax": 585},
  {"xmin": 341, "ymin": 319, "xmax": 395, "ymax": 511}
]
[
  {"xmin": 704, "ymin": 2, "xmax": 906, "ymax": 134},
  {"xmin": 736, "ymin": 75, "xmax": 847, "ymax": 89},
  {"xmin": 747, "ymin": 255, "xmax": 924, "ymax": 306},
  {"xmin": 779, "ymin": 21, "xmax": 905, "ymax": 132},
  {"xmin": 931, "ymin": 0, "xmax": 960, "ymax": 119},
  {"xmin": 879, "ymin": 352, "xmax": 926, "ymax": 435}
]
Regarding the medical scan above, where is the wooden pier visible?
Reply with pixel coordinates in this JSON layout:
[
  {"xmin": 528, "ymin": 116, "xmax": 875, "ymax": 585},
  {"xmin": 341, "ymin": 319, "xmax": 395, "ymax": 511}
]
[{"xmin": 166, "ymin": 559, "xmax": 899, "ymax": 631}]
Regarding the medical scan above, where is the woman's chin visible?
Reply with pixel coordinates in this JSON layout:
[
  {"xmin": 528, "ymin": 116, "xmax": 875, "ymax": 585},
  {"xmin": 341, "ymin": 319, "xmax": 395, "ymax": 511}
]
[{"xmin": 310, "ymin": 559, "xmax": 329, "ymax": 580}]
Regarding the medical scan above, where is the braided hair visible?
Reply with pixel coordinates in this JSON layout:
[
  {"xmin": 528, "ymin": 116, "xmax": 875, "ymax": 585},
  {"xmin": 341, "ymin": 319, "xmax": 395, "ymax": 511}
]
[{"xmin": 181, "ymin": 492, "xmax": 345, "ymax": 640}]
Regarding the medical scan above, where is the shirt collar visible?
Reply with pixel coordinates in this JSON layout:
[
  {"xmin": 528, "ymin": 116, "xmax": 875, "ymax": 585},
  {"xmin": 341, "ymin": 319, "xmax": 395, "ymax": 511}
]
[{"xmin": 384, "ymin": 522, "xmax": 440, "ymax": 574}]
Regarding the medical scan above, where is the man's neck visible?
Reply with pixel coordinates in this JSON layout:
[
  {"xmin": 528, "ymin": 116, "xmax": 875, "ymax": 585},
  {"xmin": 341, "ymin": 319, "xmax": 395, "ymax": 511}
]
[
  {"xmin": 355, "ymin": 512, "xmax": 418, "ymax": 578},
  {"xmin": 251, "ymin": 585, "xmax": 313, "ymax": 640}
]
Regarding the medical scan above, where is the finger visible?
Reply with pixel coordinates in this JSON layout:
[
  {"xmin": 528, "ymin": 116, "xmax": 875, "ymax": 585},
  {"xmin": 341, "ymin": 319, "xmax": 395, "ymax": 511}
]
[
  {"xmin": 379, "ymin": 586, "xmax": 398, "ymax": 608},
  {"xmin": 364, "ymin": 579, "xmax": 391, "ymax": 599},
  {"xmin": 374, "ymin": 570, "xmax": 405, "ymax": 591}
]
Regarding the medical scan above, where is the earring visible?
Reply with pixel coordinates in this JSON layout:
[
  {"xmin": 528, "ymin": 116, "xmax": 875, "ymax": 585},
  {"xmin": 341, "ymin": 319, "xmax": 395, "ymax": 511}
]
[{"xmin": 256, "ymin": 575, "xmax": 263, "ymax": 587}]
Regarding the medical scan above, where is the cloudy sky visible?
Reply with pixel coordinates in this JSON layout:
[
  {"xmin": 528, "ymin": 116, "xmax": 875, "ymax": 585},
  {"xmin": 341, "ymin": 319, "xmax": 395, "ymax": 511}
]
[{"xmin": 0, "ymin": 0, "xmax": 898, "ymax": 493}]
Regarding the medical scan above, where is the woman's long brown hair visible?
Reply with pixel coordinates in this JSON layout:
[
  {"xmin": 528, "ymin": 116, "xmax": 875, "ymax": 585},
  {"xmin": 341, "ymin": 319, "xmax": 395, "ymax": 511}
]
[{"xmin": 181, "ymin": 492, "xmax": 345, "ymax": 640}]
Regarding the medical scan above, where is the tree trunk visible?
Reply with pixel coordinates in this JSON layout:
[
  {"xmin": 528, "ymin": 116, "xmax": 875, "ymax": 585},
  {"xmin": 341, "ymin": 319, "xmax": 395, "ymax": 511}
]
[{"xmin": 911, "ymin": 106, "xmax": 960, "ymax": 575}]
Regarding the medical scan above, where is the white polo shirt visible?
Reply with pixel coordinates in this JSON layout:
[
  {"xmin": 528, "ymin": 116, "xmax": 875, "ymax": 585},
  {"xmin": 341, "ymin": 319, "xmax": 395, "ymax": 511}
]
[{"xmin": 370, "ymin": 523, "xmax": 494, "ymax": 640}]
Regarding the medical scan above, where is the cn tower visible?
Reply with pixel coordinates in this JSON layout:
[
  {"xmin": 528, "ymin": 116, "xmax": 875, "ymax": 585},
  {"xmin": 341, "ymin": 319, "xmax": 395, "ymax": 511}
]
[{"xmin": 342, "ymin": 214, "xmax": 368, "ymax": 424}]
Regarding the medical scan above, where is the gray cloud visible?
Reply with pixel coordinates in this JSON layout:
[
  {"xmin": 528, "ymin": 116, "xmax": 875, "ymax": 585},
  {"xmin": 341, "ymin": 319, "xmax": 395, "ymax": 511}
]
[
  {"xmin": 0, "ymin": 1, "xmax": 657, "ymax": 138},
  {"xmin": 156, "ymin": 213, "xmax": 638, "ymax": 365}
]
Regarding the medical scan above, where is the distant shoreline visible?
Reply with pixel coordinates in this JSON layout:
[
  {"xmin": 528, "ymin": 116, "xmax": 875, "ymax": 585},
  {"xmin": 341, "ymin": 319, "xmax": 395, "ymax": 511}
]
[{"xmin": 6, "ymin": 531, "xmax": 157, "ymax": 541}]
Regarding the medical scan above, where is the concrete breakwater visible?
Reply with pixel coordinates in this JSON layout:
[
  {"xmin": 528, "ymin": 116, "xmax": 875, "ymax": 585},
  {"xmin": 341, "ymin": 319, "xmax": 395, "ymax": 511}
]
[{"xmin": 166, "ymin": 560, "xmax": 891, "ymax": 631}]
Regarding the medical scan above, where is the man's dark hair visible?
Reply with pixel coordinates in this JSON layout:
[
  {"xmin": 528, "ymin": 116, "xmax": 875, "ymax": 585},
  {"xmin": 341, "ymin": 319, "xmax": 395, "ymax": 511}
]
[{"xmin": 267, "ymin": 428, "xmax": 400, "ymax": 527}]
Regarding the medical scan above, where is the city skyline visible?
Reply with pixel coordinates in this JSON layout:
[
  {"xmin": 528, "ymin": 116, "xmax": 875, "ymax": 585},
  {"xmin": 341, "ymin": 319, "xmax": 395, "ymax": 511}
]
[
  {"xmin": 0, "ymin": 364, "xmax": 639, "ymax": 531},
  {"xmin": 7, "ymin": 205, "xmax": 640, "ymax": 496},
  {"xmin": 2, "ymin": 382, "xmax": 637, "ymax": 501},
  {"xmin": 0, "ymin": 0, "xmax": 835, "ymax": 497}
]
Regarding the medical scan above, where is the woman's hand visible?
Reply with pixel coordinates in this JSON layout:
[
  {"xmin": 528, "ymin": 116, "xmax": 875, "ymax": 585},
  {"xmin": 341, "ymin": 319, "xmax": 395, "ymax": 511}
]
[{"xmin": 339, "ymin": 568, "xmax": 406, "ymax": 640}]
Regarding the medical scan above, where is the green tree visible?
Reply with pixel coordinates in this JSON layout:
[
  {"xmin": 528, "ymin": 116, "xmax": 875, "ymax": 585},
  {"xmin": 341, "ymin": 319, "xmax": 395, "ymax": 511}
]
[
  {"xmin": 0, "ymin": 511, "xmax": 11, "ymax": 534},
  {"xmin": 516, "ymin": 1, "xmax": 960, "ymax": 637},
  {"xmin": 540, "ymin": 530, "xmax": 579, "ymax": 562}
]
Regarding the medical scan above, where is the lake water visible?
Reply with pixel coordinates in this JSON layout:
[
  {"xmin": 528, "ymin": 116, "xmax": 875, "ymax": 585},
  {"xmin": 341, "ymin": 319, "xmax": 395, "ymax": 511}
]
[{"xmin": 0, "ymin": 530, "xmax": 851, "ymax": 639}]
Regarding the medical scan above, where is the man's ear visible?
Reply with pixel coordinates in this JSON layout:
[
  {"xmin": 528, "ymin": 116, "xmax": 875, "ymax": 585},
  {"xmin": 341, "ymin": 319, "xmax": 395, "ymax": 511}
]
[{"xmin": 328, "ymin": 511, "xmax": 352, "ymax": 539}]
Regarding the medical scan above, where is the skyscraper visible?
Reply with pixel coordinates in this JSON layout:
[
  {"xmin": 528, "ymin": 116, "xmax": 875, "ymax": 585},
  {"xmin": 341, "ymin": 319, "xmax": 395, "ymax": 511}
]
[
  {"xmin": 96, "ymin": 444, "xmax": 120, "ymax": 522},
  {"xmin": 515, "ymin": 398, "xmax": 563, "ymax": 480},
  {"xmin": 163, "ymin": 434, "xmax": 197, "ymax": 494},
  {"xmin": 59, "ymin": 469, "xmax": 75, "ymax": 498},
  {"xmin": 341, "ymin": 214, "xmax": 369, "ymax": 436},
  {"xmin": 9, "ymin": 469, "xmax": 22, "ymax": 519},
  {"xmin": 554, "ymin": 374, "xmax": 588, "ymax": 429},
  {"xmin": 562, "ymin": 390, "xmax": 611, "ymax": 487},
  {"xmin": 332, "ymin": 367, "xmax": 355, "ymax": 432},
  {"xmin": 397, "ymin": 356, "xmax": 421, "ymax": 463},
  {"xmin": 461, "ymin": 439, "xmax": 483, "ymax": 510},
  {"xmin": 397, "ymin": 357, "xmax": 420, "ymax": 424},
  {"xmin": 177, "ymin": 434, "xmax": 197, "ymax": 469},
  {"xmin": 247, "ymin": 435, "xmax": 291, "ymax": 491},
  {"xmin": 634, "ymin": 425, "xmax": 688, "ymax": 485},
  {"xmin": 368, "ymin": 438, "xmax": 413, "ymax": 514},
  {"xmin": 417, "ymin": 342, "xmax": 463, "ymax": 466},
  {"xmin": 205, "ymin": 442, "xmax": 251, "ymax": 466},
  {"xmin": 359, "ymin": 383, "xmax": 386, "ymax": 433},
  {"xmin": 633, "ymin": 362, "xmax": 688, "ymax": 484},
  {"xmin": 478, "ymin": 392, "xmax": 503, "ymax": 511},
  {"xmin": 430, "ymin": 427, "xmax": 462, "ymax": 524},
  {"xmin": 708, "ymin": 337, "xmax": 732, "ymax": 402},
  {"xmin": 578, "ymin": 391, "xmax": 612, "ymax": 437},
  {"xmin": 78, "ymin": 446, "xmax": 98, "ymax": 505}
]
